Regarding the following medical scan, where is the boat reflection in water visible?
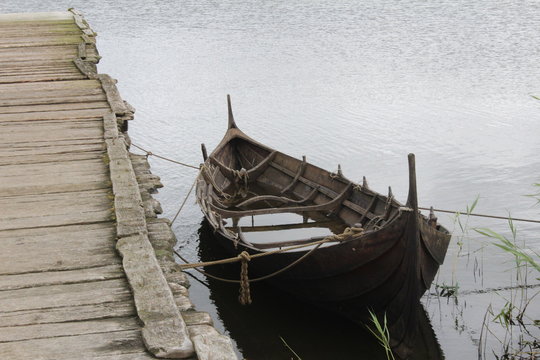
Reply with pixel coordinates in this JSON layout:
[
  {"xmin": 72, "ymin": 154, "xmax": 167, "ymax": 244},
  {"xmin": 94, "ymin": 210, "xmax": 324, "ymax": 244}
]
[{"xmin": 196, "ymin": 219, "xmax": 444, "ymax": 360}]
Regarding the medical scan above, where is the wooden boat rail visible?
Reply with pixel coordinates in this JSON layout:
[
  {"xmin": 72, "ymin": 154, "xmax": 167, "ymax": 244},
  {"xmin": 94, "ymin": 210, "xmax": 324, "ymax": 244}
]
[
  {"xmin": 280, "ymin": 155, "xmax": 307, "ymax": 195},
  {"xmin": 235, "ymin": 186, "xmax": 319, "ymax": 209},
  {"xmin": 208, "ymin": 183, "xmax": 353, "ymax": 218},
  {"xmin": 268, "ymin": 161, "xmax": 388, "ymax": 225},
  {"xmin": 203, "ymin": 151, "xmax": 396, "ymax": 230}
]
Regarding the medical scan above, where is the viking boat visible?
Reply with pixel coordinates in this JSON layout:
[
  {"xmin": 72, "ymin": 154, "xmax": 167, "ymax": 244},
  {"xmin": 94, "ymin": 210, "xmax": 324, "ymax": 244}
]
[{"xmin": 195, "ymin": 96, "xmax": 451, "ymax": 356}]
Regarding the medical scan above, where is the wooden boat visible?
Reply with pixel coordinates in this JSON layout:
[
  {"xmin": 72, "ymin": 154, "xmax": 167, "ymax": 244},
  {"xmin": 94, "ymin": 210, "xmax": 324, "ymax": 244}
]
[{"xmin": 195, "ymin": 96, "xmax": 451, "ymax": 357}]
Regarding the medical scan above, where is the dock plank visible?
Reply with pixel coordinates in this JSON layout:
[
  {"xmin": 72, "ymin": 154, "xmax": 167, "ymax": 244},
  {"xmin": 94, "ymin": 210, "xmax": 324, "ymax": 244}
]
[
  {"xmin": 0, "ymin": 279, "xmax": 132, "ymax": 312},
  {"xmin": 0, "ymin": 150, "xmax": 105, "ymax": 166},
  {"xmin": 0, "ymin": 120, "xmax": 103, "ymax": 141},
  {"xmin": 0, "ymin": 265, "xmax": 125, "ymax": 290},
  {"xmin": 0, "ymin": 94, "xmax": 107, "ymax": 107},
  {"xmin": 0, "ymin": 223, "xmax": 118, "ymax": 274},
  {"xmin": 0, "ymin": 301, "xmax": 136, "ymax": 327},
  {"xmin": 0, "ymin": 101, "xmax": 109, "ymax": 114},
  {"xmin": 0, "ymin": 34, "xmax": 83, "ymax": 48},
  {"xmin": 0, "ymin": 317, "xmax": 141, "ymax": 343},
  {"xmin": 0, "ymin": 72, "xmax": 86, "ymax": 84},
  {"xmin": 0, "ymin": 330, "xmax": 155, "ymax": 360},
  {"xmin": 0, "ymin": 142, "xmax": 106, "ymax": 158},
  {"xmin": 0, "ymin": 108, "xmax": 107, "ymax": 122},
  {"xmin": 0, "ymin": 189, "xmax": 113, "ymax": 230}
]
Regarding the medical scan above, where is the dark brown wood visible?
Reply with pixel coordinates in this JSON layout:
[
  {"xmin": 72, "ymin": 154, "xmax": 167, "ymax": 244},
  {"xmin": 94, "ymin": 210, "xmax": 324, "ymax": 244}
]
[
  {"xmin": 208, "ymin": 183, "xmax": 352, "ymax": 218},
  {"xmin": 201, "ymin": 143, "xmax": 208, "ymax": 162},
  {"xmin": 195, "ymin": 98, "xmax": 452, "ymax": 357},
  {"xmin": 280, "ymin": 155, "xmax": 306, "ymax": 194}
]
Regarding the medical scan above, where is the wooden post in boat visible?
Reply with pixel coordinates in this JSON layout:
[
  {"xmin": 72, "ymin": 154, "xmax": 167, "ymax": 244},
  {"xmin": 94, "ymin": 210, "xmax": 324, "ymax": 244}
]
[
  {"xmin": 405, "ymin": 152, "xmax": 420, "ymax": 293},
  {"xmin": 227, "ymin": 94, "xmax": 237, "ymax": 129},
  {"xmin": 406, "ymin": 154, "xmax": 418, "ymax": 213},
  {"xmin": 201, "ymin": 143, "xmax": 208, "ymax": 161},
  {"xmin": 362, "ymin": 176, "xmax": 369, "ymax": 189},
  {"xmin": 337, "ymin": 164, "xmax": 343, "ymax": 177},
  {"xmin": 428, "ymin": 206, "xmax": 438, "ymax": 228}
]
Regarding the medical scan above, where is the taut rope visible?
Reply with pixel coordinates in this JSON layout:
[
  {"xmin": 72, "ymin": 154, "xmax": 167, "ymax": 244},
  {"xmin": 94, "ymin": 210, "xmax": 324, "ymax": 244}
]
[
  {"xmin": 131, "ymin": 143, "xmax": 199, "ymax": 170},
  {"xmin": 174, "ymin": 227, "xmax": 363, "ymax": 304},
  {"xmin": 131, "ymin": 143, "xmax": 540, "ymax": 224},
  {"xmin": 419, "ymin": 207, "xmax": 540, "ymax": 224}
]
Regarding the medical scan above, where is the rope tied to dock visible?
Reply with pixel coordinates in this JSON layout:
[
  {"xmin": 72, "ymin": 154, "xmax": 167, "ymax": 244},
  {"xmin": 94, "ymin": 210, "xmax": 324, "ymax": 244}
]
[
  {"xmin": 171, "ymin": 176, "xmax": 198, "ymax": 225},
  {"xmin": 131, "ymin": 143, "xmax": 539, "ymax": 224},
  {"xmin": 238, "ymin": 251, "xmax": 252, "ymax": 305},
  {"xmin": 131, "ymin": 143, "xmax": 199, "ymax": 170}
]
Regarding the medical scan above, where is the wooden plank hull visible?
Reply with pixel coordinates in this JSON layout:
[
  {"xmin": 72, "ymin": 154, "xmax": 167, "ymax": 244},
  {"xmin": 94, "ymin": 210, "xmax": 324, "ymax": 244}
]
[{"xmin": 195, "ymin": 97, "xmax": 451, "ymax": 357}]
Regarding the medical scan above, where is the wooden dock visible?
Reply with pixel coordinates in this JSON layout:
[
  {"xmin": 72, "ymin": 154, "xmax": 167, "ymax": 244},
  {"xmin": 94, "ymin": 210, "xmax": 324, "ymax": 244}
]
[{"xmin": 0, "ymin": 11, "xmax": 236, "ymax": 359}]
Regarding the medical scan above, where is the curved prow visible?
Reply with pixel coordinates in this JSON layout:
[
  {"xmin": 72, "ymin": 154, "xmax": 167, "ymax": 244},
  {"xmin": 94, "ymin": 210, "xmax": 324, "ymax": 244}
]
[{"xmin": 227, "ymin": 94, "xmax": 238, "ymax": 129}]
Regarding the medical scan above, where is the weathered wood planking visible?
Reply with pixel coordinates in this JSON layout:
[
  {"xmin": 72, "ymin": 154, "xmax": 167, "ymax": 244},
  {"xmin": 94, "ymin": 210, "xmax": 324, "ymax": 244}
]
[
  {"xmin": 0, "ymin": 330, "xmax": 158, "ymax": 360},
  {"xmin": 0, "ymin": 317, "xmax": 141, "ymax": 343},
  {"xmin": 0, "ymin": 119, "xmax": 104, "ymax": 145},
  {"xmin": 0, "ymin": 150, "xmax": 105, "ymax": 166},
  {"xmin": 0, "ymin": 279, "xmax": 132, "ymax": 313},
  {"xmin": 0, "ymin": 159, "xmax": 109, "ymax": 196},
  {"xmin": 0, "ymin": 101, "xmax": 109, "ymax": 114},
  {"xmin": 0, "ymin": 108, "xmax": 108, "ymax": 122},
  {"xmin": 0, "ymin": 9, "xmax": 238, "ymax": 359},
  {"xmin": 0, "ymin": 301, "xmax": 136, "ymax": 327},
  {"xmin": 0, "ymin": 224, "xmax": 119, "ymax": 274},
  {"xmin": 0, "ymin": 189, "xmax": 113, "ymax": 230},
  {"xmin": 0, "ymin": 265, "xmax": 125, "ymax": 291}
]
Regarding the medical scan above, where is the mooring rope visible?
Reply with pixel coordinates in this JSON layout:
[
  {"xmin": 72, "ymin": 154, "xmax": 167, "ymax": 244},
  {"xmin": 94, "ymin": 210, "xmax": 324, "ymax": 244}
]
[
  {"xmin": 420, "ymin": 207, "xmax": 540, "ymax": 224},
  {"xmin": 173, "ymin": 227, "xmax": 364, "ymax": 304},
  {"xmin": 177, "ymin": 237, "xmax": 331, "ymax": 271},
  {"xmin": 131, "ymin": 142, "xmax": 199, "ymax": 170},
  {"xmin": 171, "ymin": 176, "xmax": 198, "ymax": 225},
  {"xmin": 131, "ymin": 143, "xmax": 539, "ymax": 224},
  {"xmin": 174, "ymin": 241, "xmax": 324, "ymax": 286}
]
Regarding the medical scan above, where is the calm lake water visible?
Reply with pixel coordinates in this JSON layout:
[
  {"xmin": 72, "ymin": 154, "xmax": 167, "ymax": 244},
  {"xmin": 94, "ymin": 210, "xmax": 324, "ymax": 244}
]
[{"xmin": 3, "ymin": 1, "xmax": 539, "ymax": 358}]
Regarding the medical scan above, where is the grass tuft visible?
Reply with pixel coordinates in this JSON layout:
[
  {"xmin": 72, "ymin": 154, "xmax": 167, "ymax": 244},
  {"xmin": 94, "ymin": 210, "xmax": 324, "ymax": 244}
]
[{"xmin": 366, "ymin": 310, "xmax": 395, "ymax": 360}]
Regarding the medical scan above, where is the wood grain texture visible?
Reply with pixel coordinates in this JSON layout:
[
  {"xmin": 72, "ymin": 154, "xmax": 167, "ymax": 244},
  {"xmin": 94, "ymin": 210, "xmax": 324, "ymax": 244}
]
[{"xmin": 0, "ymin": 301, "xmax": 136, "ymax": 327}]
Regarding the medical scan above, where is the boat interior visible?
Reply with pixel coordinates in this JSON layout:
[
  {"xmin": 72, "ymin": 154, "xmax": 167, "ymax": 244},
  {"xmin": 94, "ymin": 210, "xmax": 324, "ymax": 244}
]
[{"xmin": 197, "ymin": 134, "xmax": 441, "ymax": 251}]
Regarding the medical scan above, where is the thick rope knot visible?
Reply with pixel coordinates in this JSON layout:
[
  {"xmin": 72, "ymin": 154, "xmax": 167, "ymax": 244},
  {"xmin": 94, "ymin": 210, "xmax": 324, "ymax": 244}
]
[
  {"xmin": 237, "ymin": 251, "xmax": 251, "ymax": 262},
  {"xmin": 238, "ymin": 251, "xmax": 252, "ymax": 305},
  {"xmin": 329, "ymin": 226, "xmax": 364, "ymax": 242}
]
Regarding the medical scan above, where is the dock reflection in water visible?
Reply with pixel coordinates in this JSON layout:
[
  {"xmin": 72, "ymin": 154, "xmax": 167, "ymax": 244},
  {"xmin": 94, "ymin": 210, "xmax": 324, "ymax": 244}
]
[{"xmin": 196, "ymin": 220, "xmax": 444, "ymax": 360}]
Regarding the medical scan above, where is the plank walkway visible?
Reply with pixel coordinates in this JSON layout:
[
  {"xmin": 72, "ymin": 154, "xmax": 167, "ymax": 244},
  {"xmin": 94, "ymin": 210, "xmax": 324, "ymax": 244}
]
[{"xmin": 0, "ymin": 11, "xmax": 236, "ymax": 359}]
